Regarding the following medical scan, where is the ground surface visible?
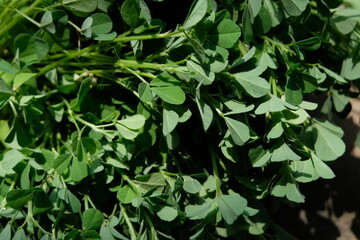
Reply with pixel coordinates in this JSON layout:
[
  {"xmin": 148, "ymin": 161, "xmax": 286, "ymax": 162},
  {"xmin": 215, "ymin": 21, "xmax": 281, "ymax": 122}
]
[{"xmin": 275, "ymin": 98, "xmax": 360, "ymax": 240}]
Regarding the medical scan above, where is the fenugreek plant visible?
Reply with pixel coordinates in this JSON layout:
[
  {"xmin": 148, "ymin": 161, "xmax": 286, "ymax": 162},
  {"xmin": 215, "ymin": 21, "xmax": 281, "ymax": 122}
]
[{"xmin": 0, "ymin": 0, "xmax": 358, "ymax": 239}]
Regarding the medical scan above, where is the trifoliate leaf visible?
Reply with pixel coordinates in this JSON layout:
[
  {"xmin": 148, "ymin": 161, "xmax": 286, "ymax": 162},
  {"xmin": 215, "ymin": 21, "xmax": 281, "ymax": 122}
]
[
  {"xmin": 183, "ymin": 176, "xmax": 201, "ymax": 194},
  {"xmin": 234, "ymin": 72, "xmax": 270, "ymax": 98},
  {"xmin": 311, "ymin": 153, "xmax": 335, "ymax": 179},
  {"xmin": 314, "ymin": 123, "xmax": 345, "ymax": 161},
  {"xmin": 217, "ymin": 194, "xmax": 247, "ymax": 225},
  {"xmin": 224, "ymin": 117, "xmax": 250, "ymax": 145},
  {"xmin": 82, "ymin": 209, "xmax": 104, "ymax": 230},
  {"xmin": 270, "ymin": 141, "xmax": 301, "ymax": 162},
  {"xmin": 157, "ymin": 206, "xmax": 178, "ymax": 221},
  {"xmin": 162, "ymin": 108, "xmax": 179, "ymax": 136}
]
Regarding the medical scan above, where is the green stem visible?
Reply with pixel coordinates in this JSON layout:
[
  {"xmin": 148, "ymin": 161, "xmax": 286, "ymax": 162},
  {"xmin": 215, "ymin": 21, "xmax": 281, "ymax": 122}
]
[
  {"xmin": 123, "ymin": 66, "xmax": 148, "ymax": 84},
  {"xmin": 0, "ymin": 0, "xmax": 43, "ymax": 38},
  {"xmin": 144, "ymin": 212, "xmax": 157, "ymax": 239},
  {"xmin": 0, "ymin": 0, "xmax": 23, "ymax": 22},
  {"xmin": 113, "ymin": 31, "xmax": 185, "ymax": 42},
  {"xmin": 30, "ymin": 215, "xmax": 52, "ymax": 235},
  {"xmin": 9, "ymin": 100, "xmax": 18, "ymax": 117},
  {"xmin": 117, "ymin": 58, "xmax": 187, "ymax": 70},
  {"xmin": 210, "ymin": 149, "xmax": 221, "ymax": 196},
  {"xmin": 270, "ymin": 75, "xmax": 277, "ymax": 96},
  {"xmin": 68, "ymin": 20, "xmax": 82, "ymax": 32},
  {"xmin": 120, "ymin": 205, "xmax": 137, "ymax": 240},
  {"xmin": 12, "ymin": 8, "xmax": 41, "ymax": 27}
]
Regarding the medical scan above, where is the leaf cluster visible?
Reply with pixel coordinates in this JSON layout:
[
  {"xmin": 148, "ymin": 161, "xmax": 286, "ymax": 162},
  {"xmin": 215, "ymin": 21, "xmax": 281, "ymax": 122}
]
[{"xmin": 0, "ymin": 0, "xmax": 358, "ymax": 239}]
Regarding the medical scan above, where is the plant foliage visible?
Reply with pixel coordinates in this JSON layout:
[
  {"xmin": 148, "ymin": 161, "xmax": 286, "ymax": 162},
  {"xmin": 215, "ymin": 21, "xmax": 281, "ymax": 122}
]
[{"xmin": 0, "ymin": 0, "xmax": 358, "ymax": 239}]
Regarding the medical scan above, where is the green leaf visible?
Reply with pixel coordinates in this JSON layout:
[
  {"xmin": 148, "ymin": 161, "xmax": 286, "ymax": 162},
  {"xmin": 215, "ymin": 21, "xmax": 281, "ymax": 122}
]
[
  {"xmin": 81, "ymin": 230, "xmax": 102, "ymax": 240},
  {"xmin": 270, "ymin": 141, "xmax": 301, "ymax": 162},
  {"xmin": 81, "ymin": 137, "xmax": 101, "ymax": 154},
  {"xmin": 223, "ymin": 99, "xmax": 254, "ymax": 115},
  {"xmin": 138, "ymin": 82, "xmax": 153, "ymax": 102},
  {"xmin": 100, "ymin": 222, "xmax": 128, "ymax": 240},
  {"xmin": 285, "ymin": 73, "xmax": 317, "ymax": 105},
  {"xmin": 333, "ymin": 9, "xmax": 360, "ymax": 35},
  {"xmin": 121, "ymin": 0, "xmax": 140, "ymax": 28},
  {"xmin": 70, "ymin": 78, "xmax": 92, "ymax": 111},
  {"xmin": 168, "ymin": 104, "xmax": 192, "ymax": 123},
  {"xmin": 341, "ymin": 57, "xmax": 360, "ymax": 80},
  {"xmin": 150, "ymin": 73, "xmax": 185, "ymax": 104},
  {"xmin": 271, "ymin": 172, "xmax": 304, "ymax": 203},
  {"xmin": 318, "ymin": 65, "xmax": 347, "ymax": 84},
  {"xmin": 183, "ymin": 176, "xmax": 201, "ymax": 194},
  {"xmin": 263, "ymin": 0, "xmax": 284, "ymax": 27},
  {"xmin": 41, "ymin": 11, "xmax": 55, "ymax": 33},
  {"xmin": 66, "ymin": 189, "xmax": 81, "ymax": 213},
  {"xmin": 63, "ymin": 0, "xmax": 98, "ymax": 14},
  {"xmin": 0, "ymin": 78, "xmax": 12, "ymax": 106},
  {"xmin": 309, "ymin": 66, "xmax": 326, "ymax": 83},
  {"xmin": 70, "ymin": 157, "xmax": 88, "ymax": 182},
  {"xmin": 285, "ymin": 78, "xmax": 302, "ymax": 106},
  {"xmin": 82, "ymin": 17, "xmax": 93, "ymax": 37},
  {"xmin": 115, "ymin": 123, "xmax": 139, "ymax": 140},
  {"xmin": 332, "ymin": 90, "xmax": 349, "ymax": 112},
  {"xmin": 94, "ymin": 32, "xmax": 117, "ymax": 41},
  {"xmin": 295, "ymin": 37, "xmax": 321, "ymax": 51},
  {"xmin": 100, "ymin": 222, "xmax": 115, "ymax": 240},
  {"xmin": 53, "ymin": 154, "xmax": 72, "ymax": 174},
  {"xmin": 242, "ymin": 8, "xmax": 254, "ymax": 43},
  {"xmin": 280, "ymin": 0, "xmax": 309, "ymax": 16},
  {"xmin": 255, "ymin": 95, "xmax": 287, "ymax": 114},
  {"xmin": 186, "ymin": 200, "xmax": 216, "ymax": 219},
  {"xmin": 187, "ymin": 59, "xmax": 215, "ymax": 85},
  {"xmin": 248, "ymin": 0, "xmax": 263, "ymax": 22},
  {"xmin": 311, "ymin": 153, "xmax": 335, "ymax": 179},
  {"xmin": 314, "ymin": 119, "xmax": 344, "ymax": 138},
  {"xmin": 118, "ymin": 114, "xmax": 146, "ymax": 130},
  {"xmin": 314, "ymin": 123, "xmax": 345, "ymax": 161},
  {"xmin": 249, "ymin": 146, "xmax": 271, "ymax": 167},
  {"xmin": 165, "ymin": 130, "xmax": 180, "ymax": 149},
  {"xmin": 224, "ymin": 117, "xmax": 250, "ymax": 145},
  {"xmin": 20, "ymin": 163, "xmax": 31, "ymax": 189},
  {"xmin": 291, "ymin": 159, "xmax": 317, "ymax": 183},
  {"xmin": 267, "ymin": 122, "xmax": 284, "ymax": 139},
  {"xmin": 1, "ymin": 149, "xmax": 27, "ymax": 170},
  {"xmin": 91, "ymin": 13, "xmax": 113, "ymax": 35},
  {"xmin": 135, "ymin": 172, "xmax": 166, "ymax": 192},
  {"xmin": 33, "ymin": 191, "xmax": 52, "ymax": 216},
  {"xmin": 183, "ymin": 0, "xmax": 208, "ymax": 29},
  {"xmin": 0, "ymin": 224, "xmax": 11, "ymax": 240},
  {"xmin": 12, "ymin": 230, "xmax": 27, "ymax": 240},
  {"xmin": 139, "ymin": 0, "xmax": 151, "ymax": 24},
  {"xmin": 217, "ymin": 194, "xmax": 247, "ymax": 225},
  {"xmin": 208, "ymin": 19, "xmax": 241, "ymax": 48},
  {"xmin": 151, "ymin": 86, "xmax": 186, "ymax": 105},
  {"xmin": 163, "ymin": 108, "xmax": 179, "ymax": 136},
  {"xmin": 234, "ymin": 72, "xmax": 270, "ymax": 98},
  {"xmin": 82, "ymin": 209, "xmax": 104, "ymax": 230},
  {"xmin": 196, "ymin": 97, "xmax": 213, "ymax": 131},
  {"xmin": 150, "ymin": 72, "xmax": 181, "ymax": 87},
  {"xmin": 107, "ymin": 158, "xmax": 129, "ymax": 170},
  {"xmin": 7, "ymin": 188, "xmax": 40, "ymax": 209},
  {"xmin": 117, "ymin": 185, "xmax": 138, "ymax": 204},
  {"xmin": 5, "ymin": 118, "xmax": 33, "ymax": 149},
  {"xmin": 14, "ymin": 34, "xmax": 49, "ymax": 66},
  {"xmin": 157, "ymin": 206, "xmax": 178, "ymax": 221},
  {"xmin": 13, "ymin": 73, "xmax": 36, "ymax": 89},
  {"xmin": 0, "ymin": 60, "xmax": 17, "ymax": 74}
]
